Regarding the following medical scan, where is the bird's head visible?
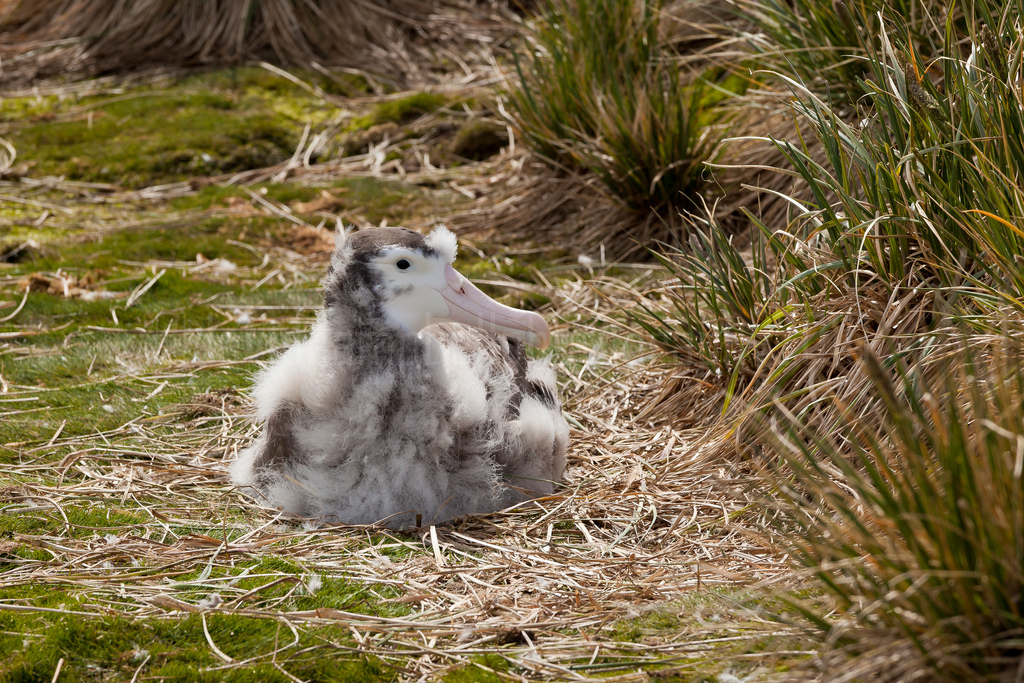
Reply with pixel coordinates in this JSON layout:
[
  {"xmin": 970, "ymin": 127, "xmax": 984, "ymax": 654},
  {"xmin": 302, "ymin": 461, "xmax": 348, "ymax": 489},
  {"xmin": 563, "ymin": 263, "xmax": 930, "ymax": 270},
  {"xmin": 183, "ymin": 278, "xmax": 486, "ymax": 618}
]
[{"xmin": 326, "ymin": 225, "xmax": 550, "ymax": 349}]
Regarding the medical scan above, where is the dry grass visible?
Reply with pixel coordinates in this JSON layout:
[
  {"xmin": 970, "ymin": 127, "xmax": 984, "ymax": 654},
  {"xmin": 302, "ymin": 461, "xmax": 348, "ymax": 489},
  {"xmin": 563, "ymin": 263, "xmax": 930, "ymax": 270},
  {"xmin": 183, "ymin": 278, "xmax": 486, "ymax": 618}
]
[
  {"xmin": 1, "ymin": 272, "xmax": 795, "ymax": 679},
  {"xmin": 0, "ymin": 0, "xmax": 516, "ymax": 90}
]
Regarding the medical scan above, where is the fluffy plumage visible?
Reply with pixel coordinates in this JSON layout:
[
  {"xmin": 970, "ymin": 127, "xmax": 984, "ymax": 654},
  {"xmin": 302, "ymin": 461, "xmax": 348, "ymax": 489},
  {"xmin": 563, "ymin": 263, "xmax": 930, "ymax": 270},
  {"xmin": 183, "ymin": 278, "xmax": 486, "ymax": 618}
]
[{"xmin": 231, "ymin": 225, "xmax": 569, "ymax": 528}]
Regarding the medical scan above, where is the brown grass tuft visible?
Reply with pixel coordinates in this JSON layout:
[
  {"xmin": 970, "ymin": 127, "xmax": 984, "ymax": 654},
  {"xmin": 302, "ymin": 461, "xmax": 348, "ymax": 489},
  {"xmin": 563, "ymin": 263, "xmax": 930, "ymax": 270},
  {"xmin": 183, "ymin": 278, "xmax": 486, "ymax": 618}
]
[{"xmin": 0, "ymin": 0, "xmax": 515, "ymax": 89}]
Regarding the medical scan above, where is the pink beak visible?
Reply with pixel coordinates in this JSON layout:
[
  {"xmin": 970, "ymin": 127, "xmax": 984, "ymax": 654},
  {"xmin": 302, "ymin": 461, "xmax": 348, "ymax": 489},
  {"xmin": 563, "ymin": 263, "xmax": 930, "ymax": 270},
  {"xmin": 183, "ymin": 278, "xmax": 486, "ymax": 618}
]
[{"xmin": 440, "ymin": 264, "xmax": 550, "ymax": 349}]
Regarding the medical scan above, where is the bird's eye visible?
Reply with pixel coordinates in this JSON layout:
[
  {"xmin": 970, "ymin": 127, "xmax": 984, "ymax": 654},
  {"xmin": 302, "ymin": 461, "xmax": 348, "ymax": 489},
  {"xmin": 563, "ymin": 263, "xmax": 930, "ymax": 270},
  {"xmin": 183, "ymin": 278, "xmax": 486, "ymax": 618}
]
[{"xmin": 395, "ymin": 259, "xmax": 411, "ymax": 271}]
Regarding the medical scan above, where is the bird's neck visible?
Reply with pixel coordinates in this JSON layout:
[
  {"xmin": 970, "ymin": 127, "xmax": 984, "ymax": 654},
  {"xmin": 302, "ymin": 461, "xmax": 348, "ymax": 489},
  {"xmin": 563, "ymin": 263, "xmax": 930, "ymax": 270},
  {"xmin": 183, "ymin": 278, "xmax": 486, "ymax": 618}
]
[
  {"xmin": 324, "ymin": 305, "xmax": 451, "ymax": 441},
  {"xmin": 329, "ymin": 304, "xmax": 429, "ymax": 376}
]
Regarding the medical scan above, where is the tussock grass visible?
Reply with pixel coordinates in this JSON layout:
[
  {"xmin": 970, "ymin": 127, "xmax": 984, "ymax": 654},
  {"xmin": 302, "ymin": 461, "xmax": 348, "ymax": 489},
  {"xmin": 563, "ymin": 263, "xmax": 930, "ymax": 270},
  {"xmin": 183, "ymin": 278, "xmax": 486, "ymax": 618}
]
[
  {"xmin": 771, "ymin": 7, "xmax": 1024, "ymax": 299},
  {"xmin": 506, "ymin": 0, "xmax": 733, "ymax": 246},
  {"xmin": 635, "ymin": 0, "xmax": 1024, "ymax": 418},
  {"xmin": 732, "ymin": 0, "xmax": 1012, "ymax": 105},
  {"xmin": 623, "ymin": 0, "xmax": 1024, "ymax": 676},
  {"xmin": 0, "ymin": 0, "xmax": 429, "ymax": 85},
  {"xmin": 766, "ymin": 345, "xmax": 1024, "ymax": 680}
]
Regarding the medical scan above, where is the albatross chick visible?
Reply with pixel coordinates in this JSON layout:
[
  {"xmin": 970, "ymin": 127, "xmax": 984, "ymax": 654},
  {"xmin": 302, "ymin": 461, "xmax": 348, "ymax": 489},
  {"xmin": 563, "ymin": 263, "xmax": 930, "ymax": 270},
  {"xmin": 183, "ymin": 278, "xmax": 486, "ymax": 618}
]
[{"xmin": 231, "ymin": 225, "xmax": 568, "ymax": 527}]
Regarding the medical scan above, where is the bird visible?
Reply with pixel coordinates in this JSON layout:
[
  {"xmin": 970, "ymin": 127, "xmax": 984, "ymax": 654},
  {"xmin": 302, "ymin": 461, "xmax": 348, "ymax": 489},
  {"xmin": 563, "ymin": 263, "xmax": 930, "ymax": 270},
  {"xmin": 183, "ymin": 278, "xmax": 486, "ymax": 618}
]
[{"xmin": 230, "ymin": 224, "xmax": 569, "ymax": 528}]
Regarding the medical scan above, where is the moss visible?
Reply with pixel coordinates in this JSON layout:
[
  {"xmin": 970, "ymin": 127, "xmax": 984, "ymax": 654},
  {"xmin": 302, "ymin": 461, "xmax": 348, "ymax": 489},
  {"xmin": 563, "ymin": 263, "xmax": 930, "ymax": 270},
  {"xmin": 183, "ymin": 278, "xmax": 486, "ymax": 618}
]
[
  {"xmin": 0, "ymin": 504, "xmax": 149, "ymax": 541},
  {"xmin": 370, "ymin": 92, "xmax": 448, "ymax": 126},
  {"xmin": 11, "ymin": 93, "xmax": 297, "ymax": 188},
  {"xmin": 0, "ymin": 93, "xmax": 67, "ymax": 123},
  {"xmin": 343, "ymin": 92, "xmax": 450, "ymax": 133},
  {"xmin": 0, "ymin": 65, "xmax": 377, "ymax": 190},
  {"xmin": 166, "ymin": 182, "xmax": 326, "ymax": 212},
  {"xmin": 440, "ymin": 654, "xmax": 510, "ymax": 682},
  {"xmin": 0, "ymin": 220, "xmax": 322, "ymax": 448},
  {"xmin": 0, "ymin": 333, "xmax": 295, "ymax": 450},
  {"xmin": 161, "ymin": 557, "xmax": 409, "ymax": 618},
  {"xmin": 167, "ymin": 184, "xmax": 250, "ymax": 211},
  {"xmin": 165, "ymin": 176, "xmax": 458, "ymax": 228},
  {"xmin": 1, "ymin": 65, "xmax": 362, "ymax": 189},
  {"xmin": 611, "ymin": 608, "xmax": 683, "ymax": 642},
  {"xmin": 0, "ymin": 610, "xmax": 395, "ymax": 683},
  {"xmin": 179, "ymin": 65, "xmax": 373, "ymax": 99},
  {"xmin": 329, "ymin": 176, "xmax": 454, "ymax": 225},
  {"xmin": 449, "ymin": 120, "xmax": 508, "ymax": 161}
]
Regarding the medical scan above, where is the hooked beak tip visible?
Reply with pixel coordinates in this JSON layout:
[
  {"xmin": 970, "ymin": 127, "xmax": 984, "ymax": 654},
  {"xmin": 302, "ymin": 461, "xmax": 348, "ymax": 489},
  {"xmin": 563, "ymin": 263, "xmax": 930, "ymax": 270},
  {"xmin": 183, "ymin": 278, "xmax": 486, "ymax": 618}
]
[{"xmin": 532, "ymin": 327, "xmax": 551, "ymax": 351}]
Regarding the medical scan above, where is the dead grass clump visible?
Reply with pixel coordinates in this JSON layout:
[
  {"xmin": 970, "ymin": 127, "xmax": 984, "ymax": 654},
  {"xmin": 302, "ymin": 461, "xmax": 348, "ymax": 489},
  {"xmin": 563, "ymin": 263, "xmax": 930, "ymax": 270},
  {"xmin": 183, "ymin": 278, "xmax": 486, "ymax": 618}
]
[
  {"xmin": 179, "ymin": 388, "xmax": 245, "ymax": 421},
  {"xmin": 474, "ymin": 0, "xmax": 820, "ymax": 259},
  {"xmin": 0, "ymin": 0, "xmax": 431, "ymax": 87},
  {"xmin": 453, "ymin": 165, "xmax": 644, "ymax": 260},
  {"xmin": 289, "ymin": 191, "xmax": 347, "ymax": 217},
  {"xmin": 279, "ymin": 225, "xmax": 338, "ymax": 256}
]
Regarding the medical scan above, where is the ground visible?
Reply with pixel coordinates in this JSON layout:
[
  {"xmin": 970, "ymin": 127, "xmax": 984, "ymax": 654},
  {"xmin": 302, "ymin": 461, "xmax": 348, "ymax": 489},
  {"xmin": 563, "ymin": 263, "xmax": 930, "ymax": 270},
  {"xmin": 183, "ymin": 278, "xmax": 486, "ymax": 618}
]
[{"xmin": 0, "ymin": 67, "xmax": 799, "ymax": 681}]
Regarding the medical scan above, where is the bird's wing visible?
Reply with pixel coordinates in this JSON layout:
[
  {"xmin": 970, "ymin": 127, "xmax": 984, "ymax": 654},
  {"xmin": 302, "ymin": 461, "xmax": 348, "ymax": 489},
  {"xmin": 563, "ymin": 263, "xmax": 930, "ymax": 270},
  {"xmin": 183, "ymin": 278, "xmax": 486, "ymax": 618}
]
[{"xmin": 422, "ymin": 322, "xmax": 557, "ymax": 413}]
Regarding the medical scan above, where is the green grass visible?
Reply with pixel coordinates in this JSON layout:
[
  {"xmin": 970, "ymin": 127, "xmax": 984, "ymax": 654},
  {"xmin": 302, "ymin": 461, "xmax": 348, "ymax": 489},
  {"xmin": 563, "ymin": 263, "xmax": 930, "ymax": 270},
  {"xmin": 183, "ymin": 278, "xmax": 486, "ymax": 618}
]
[
  {"xmin": 0, "ymin": 322, "xmax": 305, "ymax": 450},
  {"xmin": 161, "ymin": 556, "xmax": 409, "ymax": 614},
  {"xmin": 768, "ymin": 8, "xmax": 1024, "ymax": 299},
  {"xmin": 767, "ymin": 347, "xmax": 1024, "ymax": 679},
  {"xmin": 633, "ymin": 0, "xmax": 1024, "ymax": 414},
  {"xmin": 732, "ymin": 0, "xmax": 1008, "ymax": 105},
  {"xmin": 560, "ymin": 589, "xmax": 814, "ymax": 679},
  {"xmin": 438, "ymin": 655, "xmax": 510, "ymax": 682}
]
